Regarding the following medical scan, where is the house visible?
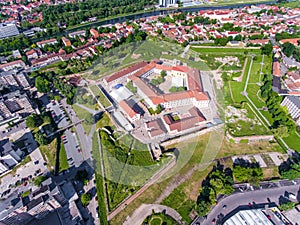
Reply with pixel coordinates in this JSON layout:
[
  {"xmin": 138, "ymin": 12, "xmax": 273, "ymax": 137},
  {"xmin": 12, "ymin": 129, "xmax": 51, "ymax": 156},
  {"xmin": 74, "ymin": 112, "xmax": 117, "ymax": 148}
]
[
  {"xmin": 90, "ymin": 28, "xmax": 99, "ymax": 39},
  {"xmin": 249, "ymin": 39, "xmax": 270, "ymax": 46},
  {"xmin": 162, "ymin": 107, "xmax": 206, "ymax": 134},
  {"xmin": 145, "ymin": 119, "xmax": 167, "ymax": 138},
  {"xmin": 36, "ymin": 38, "xmax": 57, "ymax": 48},
  {"xmin": 25, "ymin": 49, "xmax": 41, "ymax": 60},
  {"xmin": 62, "ymin": 37, "xmax": 71, "ymax": 47},
  {"xmin": 272, "ymin": 60, "xmax": 281, "ymax": 77},
  {"xmin": 227, "ymin": 41, "xmax": 246, "ymax": 47}
]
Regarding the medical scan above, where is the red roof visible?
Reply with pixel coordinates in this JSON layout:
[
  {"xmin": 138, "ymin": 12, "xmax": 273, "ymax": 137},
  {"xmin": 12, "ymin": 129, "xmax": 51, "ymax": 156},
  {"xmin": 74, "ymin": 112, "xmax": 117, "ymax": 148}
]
[
  {"xmin": 119, "ymin": 100, "xmax": 139, "ymax": 118},
  {"xmin": 105, "ymin": 61, "xmax": 148, "ymax": 83},
  {"xmin": 163, "ymin": 107, "xmax": 205, "ymax": 132},
  {"xmin": 272, "ymin": 61, "xmax": 280, "ymax": 77}
]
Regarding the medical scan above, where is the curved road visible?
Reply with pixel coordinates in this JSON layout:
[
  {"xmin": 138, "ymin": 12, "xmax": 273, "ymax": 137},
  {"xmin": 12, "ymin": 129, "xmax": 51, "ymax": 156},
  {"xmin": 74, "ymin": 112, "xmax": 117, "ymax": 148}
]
[
  {"xmin": 123, "ymin": 203, "xmax": 184, "ymax": 225},
  {"xmin": 198, "ymin": 184, "xmax": 300, "ymax": 225}
]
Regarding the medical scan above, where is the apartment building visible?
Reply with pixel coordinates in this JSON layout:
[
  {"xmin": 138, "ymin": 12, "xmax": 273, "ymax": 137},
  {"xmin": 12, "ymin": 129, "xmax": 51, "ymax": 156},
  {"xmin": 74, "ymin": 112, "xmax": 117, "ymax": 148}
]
[{"xmin": 0, "ymin": 22, "xmax": 19, "ymax": 39}]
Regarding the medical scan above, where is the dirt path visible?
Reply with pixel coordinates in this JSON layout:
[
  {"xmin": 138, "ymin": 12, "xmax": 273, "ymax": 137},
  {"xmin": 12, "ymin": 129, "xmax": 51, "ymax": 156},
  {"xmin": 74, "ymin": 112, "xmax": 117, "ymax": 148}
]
[{"xmin": 235, "ymin": 57, "xmax": 248, "ymax": 82}]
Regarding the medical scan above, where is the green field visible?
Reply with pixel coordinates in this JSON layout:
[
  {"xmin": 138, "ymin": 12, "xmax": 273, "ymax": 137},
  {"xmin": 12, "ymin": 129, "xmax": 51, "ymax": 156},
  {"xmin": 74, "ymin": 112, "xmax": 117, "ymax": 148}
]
[
  {"xmin": 72, "ymin": 104, "xmax": 93, "ymax": 134},
  {"xmin": 39, "ymin": 138, "xmax": 57, "ymax": 171},
  {"xmin": 92, "ymin": 132, "xmax": 109, "ymax": 225},
  {"xmin": 90, "ymin": 85, "xmax": 111, "ymax": 108},
  {"xmin": 59, "ymin": 142, "xmax": 69, "ymax": 172},
  {"xmin": 230, "ymin": 54, "xmax": 300, "ymax": 151},
  {"xmin": 143, "ymin": 212, "xmax": 178, "ymax": 225},
  {"xmin": 100, "ymin": 130, "xmax": 170, "ymax": 211}
]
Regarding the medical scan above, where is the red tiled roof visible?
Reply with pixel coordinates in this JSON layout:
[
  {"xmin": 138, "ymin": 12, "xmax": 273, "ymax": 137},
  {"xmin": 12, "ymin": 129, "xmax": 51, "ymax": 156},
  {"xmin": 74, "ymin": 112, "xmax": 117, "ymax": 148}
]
[
  {"xmin": 119, "ymin": 100, "xmax": 139, "ymax": 118},
  {"xmin": 272, "ymin": 61, "xmax": 280, "ymax": 77},
  {"xmin": 163, "ymin": 107, "xmax": 205, "ymax": 132},
  {"xmin": 105, "ymin": 61, "xmax": 148, "ymax": 83},
  {"xmin": 279, "ymin": 38, "xmax": 300, "ymax": 46}
]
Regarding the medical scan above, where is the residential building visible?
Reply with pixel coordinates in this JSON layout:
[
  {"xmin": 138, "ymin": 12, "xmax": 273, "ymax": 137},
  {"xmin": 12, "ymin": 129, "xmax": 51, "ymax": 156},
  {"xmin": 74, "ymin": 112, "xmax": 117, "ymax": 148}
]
[
  {"xmin": 36, "ymin": 38, "xmax": 58, "ymax": 48},
  {"xmin": 0, "ymin": 139, "xmax": 22, "ymax": 175},
  {"xmin": 90, "ymin": 28, "xmax": 99, "ymax": 39},
  {"xmin": 61, "ymin": 37, "xmax": 71, "ymax": 47},
  {"xmin": 0, "ymin": 90, "xmax": 35, "ymax": 123},
  {"xmin": 281, "ymin": 96, "xmax": 300, "ymax": 125},
  {"xmin": 0, "ymin": 70, "xmax": 30, "ymax": 89},
  {"xmin": 0, "ymin": 178, "xmax": 84, "ymax": 225},
  {"xmin": 68, "ymin": 30, "xmax": 86, "ymax": 39},
  {"xmin": 0, "ymin": 60, "xmax": 26, "ymax": 72},
  {"xmin": 0, "ymin": 22, "xmax": 19, "ymax": 39}
]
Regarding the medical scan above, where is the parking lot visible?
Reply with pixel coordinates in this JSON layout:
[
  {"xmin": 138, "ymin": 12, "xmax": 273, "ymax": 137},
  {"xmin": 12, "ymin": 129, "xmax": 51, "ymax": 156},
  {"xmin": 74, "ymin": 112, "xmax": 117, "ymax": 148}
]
[{"xmin": 47, "ymin": 100, "xmax": 83, "ymax": 168}]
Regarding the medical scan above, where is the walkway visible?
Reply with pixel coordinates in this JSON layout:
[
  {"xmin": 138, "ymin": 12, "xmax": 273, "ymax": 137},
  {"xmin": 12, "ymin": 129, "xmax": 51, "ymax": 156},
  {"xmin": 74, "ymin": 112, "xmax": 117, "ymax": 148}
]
[
  {"xmin": 123, "ymin": 204, "xmax": 185, "ymax": 225},
  {"xmin": 242, "ymin": 56, "xmax": 290, "ymax": 150},
  {"xmin": 75, "ymin": 103, "xmax": 103, "ymax": 115},
  {"xmin": 108, "ymin": 155, "xmax": 176, "ymax": 220}
]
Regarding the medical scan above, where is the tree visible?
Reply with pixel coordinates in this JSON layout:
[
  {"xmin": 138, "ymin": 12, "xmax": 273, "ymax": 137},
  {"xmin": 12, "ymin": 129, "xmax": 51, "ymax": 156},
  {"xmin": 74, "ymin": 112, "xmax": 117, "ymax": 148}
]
[
  {"xmin": 261, "ymin": 43, "xmax": 273, "ymax": 56},
  {"xmin": 26, "ymin": 114, "xmax": 42, "ymax": 128},
  {"xmin": 43, "ymin": 115, "xmax": 51, "ymax": 124},
  {"xmin": 34, "ymin": 176, "xmax": 47, "ymax": 186},
  {"xmin": 34, "ymin": 132, "xmax": 47, "ymax": 145},
  {"xmin": 282, "ymin": 42, "xmax": 295, "ymax": 57},
  {"xmin": 160, "ymin": 70, "xmax": 167, "ymax": 78},
  {"xmin": 26, "ymin": 115, "xmax": 37, "ymax": 128},
  {"xmin": 81, "ymin": 193, "xmax": 91, "ymax": 206},
  {"xmin": 35, "ymin": 77, "xmax": 50, "ymax": 93}
]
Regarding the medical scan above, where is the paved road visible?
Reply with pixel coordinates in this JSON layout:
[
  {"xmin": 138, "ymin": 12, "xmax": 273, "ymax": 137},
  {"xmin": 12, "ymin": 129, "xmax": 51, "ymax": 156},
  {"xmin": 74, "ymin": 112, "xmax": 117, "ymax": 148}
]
[
  {"xmin": 47, "ymin": 100, "xmax": 83, "ymax": 168},
  {"xmin": 124, "ymin": 204, "xmax": 184, "ymax": 225},
  {"xmin": 198, "ymin": 184, "xmax": 300, "ymax": 225},
  {"xmin": 61, "ymin": 99, "xmax": 92, "ymax": 162}
]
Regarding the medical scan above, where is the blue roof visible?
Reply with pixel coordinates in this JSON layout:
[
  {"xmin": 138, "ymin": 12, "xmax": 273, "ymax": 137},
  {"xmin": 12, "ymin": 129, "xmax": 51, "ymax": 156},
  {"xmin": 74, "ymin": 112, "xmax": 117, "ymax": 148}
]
[{"xmin": 115, "ymin": 84, "xmax": 123, "ymax": 89}]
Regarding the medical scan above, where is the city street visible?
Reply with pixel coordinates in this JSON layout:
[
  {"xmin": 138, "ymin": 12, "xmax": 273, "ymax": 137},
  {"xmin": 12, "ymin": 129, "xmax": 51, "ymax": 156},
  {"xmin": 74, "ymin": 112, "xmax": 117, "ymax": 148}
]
[{"xmin": 195, "ymin": 184, "xmax": 300, "ymax": 225}]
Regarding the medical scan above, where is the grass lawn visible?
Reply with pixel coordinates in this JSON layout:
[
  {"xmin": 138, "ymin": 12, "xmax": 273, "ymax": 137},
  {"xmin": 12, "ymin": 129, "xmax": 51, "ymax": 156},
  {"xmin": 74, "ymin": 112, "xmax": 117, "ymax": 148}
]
[
  {"xmin": 283, "ymin": 131, "xmax": 300, "ymax": 151},
  {"xmin": 39, "ymin": 138, "xmax": 57, "ymax": 171},
  {"xmin": 110, "ymin": 132, "xmax": 282, "ymax": 225},
  {"xmin": 144, "ymin": 213, "xmax": 178, "ymax": 225},
  {"xmin": 59, "ymin": 142, "xmax": 69, "ymax": 172},
  {"xmin": 96, "ymin": 112, "xmax": 113, "ymax": 129},
  {"xmin": 118, "ymin": 133, "xmax": 148, "ymax": 151},
  {"xmin": 72, "ymin": 104, "xmax": 93, "ymax": 134},
  {"xmin": 92, "ymin": 132, "xmax": 109, "ymax": 225},
  {"xmin": 100, "ymin": 130, "xmax": 170, "ymax": 211},
  {"xmin": 90, "ymin": 85, "xmax": 111, "ymax": 108},
  {"xmin": 190, "ymin": 47, "xmax": 260, "ymax": 54}
]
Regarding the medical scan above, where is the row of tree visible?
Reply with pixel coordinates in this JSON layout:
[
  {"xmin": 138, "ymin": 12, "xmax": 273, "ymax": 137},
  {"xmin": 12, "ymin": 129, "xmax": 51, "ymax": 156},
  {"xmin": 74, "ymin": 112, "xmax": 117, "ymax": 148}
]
[
  {"xmin": 195, "ymin": 164, "xmax": 234, "ymax": 216},
  {"xmin": 35, "ymin": 0, "xmax": 155, "ymax": 28},
  {"xmin": 282, "ymin": 42, "xmax": 300, "ymax": 62},
  {"xmin": 32, "ymin": 70, "xmax": 76, "ymax": 104},
  {"xmin": 260, "ymin": 74, "xmax": 296, "ymax": 137}
]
